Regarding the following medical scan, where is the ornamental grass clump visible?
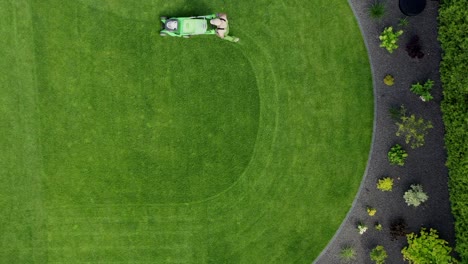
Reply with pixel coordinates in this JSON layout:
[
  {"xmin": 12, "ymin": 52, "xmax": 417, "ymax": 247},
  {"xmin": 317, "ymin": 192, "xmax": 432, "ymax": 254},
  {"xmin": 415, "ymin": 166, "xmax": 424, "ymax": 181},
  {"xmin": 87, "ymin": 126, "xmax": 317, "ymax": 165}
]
[
  {"xmin": 379, "ymin": 27, "xmax": 403, "ymax": 53},
  {"xmin": 410, "ymin": 79, "xmax": 434, "ymax": 101},
  {"xmin": 398, "ymin": 17, "xmax": 409, "ymax": 27},
  {"xmin": 377, "ymin": 177, "xmax": 393, "ymax": 191},
  {"xmin": 369, "ymin": 1, "xmax": 385, "ymax": 19},
  {"xmin": 389, "ymin": 105, "xmax": 405, "ymax": 120},
  {"xmin": 339, "ymin": 246, "xmax": 357, "ymax": 263},
  {"xmin": 388, "ymin": 144, "xmax": 408, "ymax": 166},
  {"xmin": 404, "ymin": 184, "xmax": 429, "ymax": 207}
]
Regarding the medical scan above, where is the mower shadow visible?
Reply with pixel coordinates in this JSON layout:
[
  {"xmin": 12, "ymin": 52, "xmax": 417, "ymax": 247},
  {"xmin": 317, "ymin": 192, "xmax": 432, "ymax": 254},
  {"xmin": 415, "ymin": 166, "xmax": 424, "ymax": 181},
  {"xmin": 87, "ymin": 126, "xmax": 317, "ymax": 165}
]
[{"xmin": 159, "ymin": 0, "xmax": 213, "ymax": 18}]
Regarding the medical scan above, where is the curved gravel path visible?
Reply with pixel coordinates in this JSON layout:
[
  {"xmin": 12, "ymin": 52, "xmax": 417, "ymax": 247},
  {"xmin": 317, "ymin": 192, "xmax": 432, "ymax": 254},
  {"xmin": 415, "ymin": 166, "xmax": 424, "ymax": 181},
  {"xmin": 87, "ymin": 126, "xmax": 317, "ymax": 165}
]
[{"xmin": 314, "ymin": 0, "xmax": 456, "ymax": 263}]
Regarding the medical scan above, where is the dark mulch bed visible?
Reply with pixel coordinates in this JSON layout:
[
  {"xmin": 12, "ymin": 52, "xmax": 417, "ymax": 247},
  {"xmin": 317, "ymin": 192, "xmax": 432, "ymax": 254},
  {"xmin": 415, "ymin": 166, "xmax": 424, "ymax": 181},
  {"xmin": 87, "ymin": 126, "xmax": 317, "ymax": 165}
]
[{"xmin": 314, "ymin": 0, "xmax": 456, "ymax": 263}]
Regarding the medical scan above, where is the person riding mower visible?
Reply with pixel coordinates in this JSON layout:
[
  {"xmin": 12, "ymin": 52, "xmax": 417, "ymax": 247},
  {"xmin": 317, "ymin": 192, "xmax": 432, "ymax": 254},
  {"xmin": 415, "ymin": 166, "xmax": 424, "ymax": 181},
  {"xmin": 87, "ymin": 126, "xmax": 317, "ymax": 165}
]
[{"xmin": 160, "ymin": 14, "xmax": 239, "ymax": 42}]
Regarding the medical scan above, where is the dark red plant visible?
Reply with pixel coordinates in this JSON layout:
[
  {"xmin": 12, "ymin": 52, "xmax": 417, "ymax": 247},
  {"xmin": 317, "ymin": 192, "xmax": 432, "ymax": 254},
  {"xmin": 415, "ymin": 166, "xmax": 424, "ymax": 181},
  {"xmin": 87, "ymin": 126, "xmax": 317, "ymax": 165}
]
[
  {"xmin": 390, "ymin": 218, "xmax": 408, "ymax": 241},
  {"xmin": 406, "ymin": 35, "xmax": 424, "ymax": 58}
]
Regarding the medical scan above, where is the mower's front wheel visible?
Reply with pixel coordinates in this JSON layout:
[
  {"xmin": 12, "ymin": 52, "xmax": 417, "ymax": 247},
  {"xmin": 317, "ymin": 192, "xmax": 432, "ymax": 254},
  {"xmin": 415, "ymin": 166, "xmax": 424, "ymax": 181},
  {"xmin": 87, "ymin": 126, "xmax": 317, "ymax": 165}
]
[
  {"xmin": 160, "ymin": 32, "xmax": 168, "ymax": 37},
  {"xmin": 183, "ymin": 35, "xmax": 191, "ymax": 38}
]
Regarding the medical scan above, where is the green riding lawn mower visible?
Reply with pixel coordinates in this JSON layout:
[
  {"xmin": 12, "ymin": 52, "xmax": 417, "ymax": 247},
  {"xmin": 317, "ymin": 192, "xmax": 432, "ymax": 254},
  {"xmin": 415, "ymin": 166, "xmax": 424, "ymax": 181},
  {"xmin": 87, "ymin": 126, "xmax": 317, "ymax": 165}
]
[{"xmin": 159, "ymin": 14, "xmax": 239, "ymax": 42}]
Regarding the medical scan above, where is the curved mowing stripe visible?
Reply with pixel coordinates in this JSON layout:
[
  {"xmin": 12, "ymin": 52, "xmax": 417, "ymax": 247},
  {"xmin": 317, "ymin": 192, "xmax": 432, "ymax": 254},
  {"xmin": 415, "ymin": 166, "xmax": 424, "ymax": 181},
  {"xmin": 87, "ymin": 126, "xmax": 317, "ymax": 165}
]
[
  {"xmin": 35, "ymin": 5, "xmax": 260, "ymax": 203},
  {"xmin": 0, "ymin": 0, "xmax": 372, "ymax": 262}
]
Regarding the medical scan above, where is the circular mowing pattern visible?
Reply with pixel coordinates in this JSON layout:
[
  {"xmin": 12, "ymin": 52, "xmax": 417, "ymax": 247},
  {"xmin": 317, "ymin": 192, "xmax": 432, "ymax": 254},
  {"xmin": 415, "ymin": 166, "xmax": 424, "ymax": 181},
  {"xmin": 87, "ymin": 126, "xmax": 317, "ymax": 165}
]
[
  {"xmin": 29, "ymin": 0, "xmax": 373, "ymax": 263},
  {"xmin": 38, "ymin": 4, "xmax": 260, "ymax": 204}
]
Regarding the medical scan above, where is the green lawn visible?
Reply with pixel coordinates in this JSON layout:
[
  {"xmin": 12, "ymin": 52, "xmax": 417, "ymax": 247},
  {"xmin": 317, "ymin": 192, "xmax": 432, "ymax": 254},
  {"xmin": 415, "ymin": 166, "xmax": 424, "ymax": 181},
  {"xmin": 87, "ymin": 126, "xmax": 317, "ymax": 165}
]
[{"xmin": 0, "ymin": 0, "xmax": 373, "ymax": 262}]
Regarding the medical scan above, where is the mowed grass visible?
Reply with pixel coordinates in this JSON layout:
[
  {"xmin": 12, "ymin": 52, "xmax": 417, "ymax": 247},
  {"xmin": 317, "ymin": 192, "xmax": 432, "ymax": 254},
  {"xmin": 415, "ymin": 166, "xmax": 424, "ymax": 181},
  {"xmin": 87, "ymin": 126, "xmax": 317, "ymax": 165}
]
[
  {"xmin": 0, "ymin": 0, "xmax": 373, "ymax": 263},
  {"xmin": 33, "ymin": 3, "xmax": 259, "ymax": 204}
]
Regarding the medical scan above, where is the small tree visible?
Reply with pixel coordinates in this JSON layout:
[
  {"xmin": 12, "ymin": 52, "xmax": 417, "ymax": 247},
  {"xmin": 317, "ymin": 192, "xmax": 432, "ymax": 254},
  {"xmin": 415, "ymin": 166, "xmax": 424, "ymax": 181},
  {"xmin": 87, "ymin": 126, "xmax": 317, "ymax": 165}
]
[
  {"xmin": 388, "ymin": 144, "xmax": 408, "ymax": 166},
  {"xmin": 402, "ymin": 228, "xmax": 457, "ymax": 263},
  {"xmin": 377, "ymin": 177, "xmax": 393, "ymax": 191},
  {"xmin": 379, "ymin": 27, "xmax": 404, "ymax": 53},
  {"xmin": 370, "ymin": 245, "xmax": 388, "ymax": 264},
  {"xmin": 404, "ymin": 184, "xmax": 429, "ymax": 207},
  {"xmin": 396, "ymin": 110, "xmax": 433, "ymax": 149}
]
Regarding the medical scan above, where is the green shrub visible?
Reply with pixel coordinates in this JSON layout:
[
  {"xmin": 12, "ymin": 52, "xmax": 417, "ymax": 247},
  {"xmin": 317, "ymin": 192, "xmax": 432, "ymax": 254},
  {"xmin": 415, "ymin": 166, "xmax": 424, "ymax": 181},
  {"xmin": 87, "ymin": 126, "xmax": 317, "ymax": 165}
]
[
  {"xmin": 383, "ymin": 74, "xmax": 394, "ymax": 86},
  {"xmin": 369, "ymin": 1, "xmax": 385, "ymax": 19},
  {"xmin": 339, "ymin": 246, "xmax": 357, "ymax": 262},
  {"xmin": 367, "ymin": 207, "xmax": 377, "ymax": 216},
  {"xmin": 402, "ymin": 228, "xmax": 457, "ymax": 263},
  {"xmin": 379, "ymin": 27, "xmax": 403, "ymax": 53},
  {"xmin": 377, "ymin": 177, "xmax": 393, "ymax": 192},
  {"xmin": 387, "ymin": 144, "xmax": 408, "ymax": 166},
  {"xmin": 396, "ymin": 111, "xmax": 433, "ymax": 149},
  {"xmin": 410, "ymin": 79, "xmax": 434, "ymax": 101},
  {"xmin": 439, "ymin": 0, "xmax": 468, "ymax": 260},
  {"xmin": 403, "ymin": 184, "xmax": 428, "ymax": 207},
  {"xmin": 370, "ymin": 245, "xmax": 388, "ymax": 264},
  {"xmin": 375, "ymin": 222, "xmax": 382, "ymax": 231}
]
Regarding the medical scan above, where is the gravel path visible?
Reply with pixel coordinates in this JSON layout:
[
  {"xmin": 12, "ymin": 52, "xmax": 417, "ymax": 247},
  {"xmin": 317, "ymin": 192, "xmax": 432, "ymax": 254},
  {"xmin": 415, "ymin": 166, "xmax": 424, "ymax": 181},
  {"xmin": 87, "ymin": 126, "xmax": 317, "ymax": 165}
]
[{"xmin": 314, "ymin": 0, "xmax": 457, "ymax": 263}]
